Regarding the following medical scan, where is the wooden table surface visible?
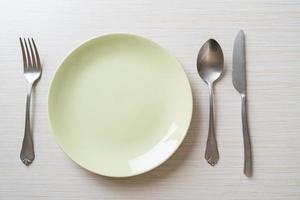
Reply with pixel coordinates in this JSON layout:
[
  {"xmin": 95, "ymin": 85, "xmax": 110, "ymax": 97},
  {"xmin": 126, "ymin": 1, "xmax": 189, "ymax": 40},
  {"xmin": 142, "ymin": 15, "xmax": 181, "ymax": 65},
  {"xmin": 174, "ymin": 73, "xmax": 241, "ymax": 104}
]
[{"xmin": 0, "ymin": 0, "xmax": 299, "ymax": 199}]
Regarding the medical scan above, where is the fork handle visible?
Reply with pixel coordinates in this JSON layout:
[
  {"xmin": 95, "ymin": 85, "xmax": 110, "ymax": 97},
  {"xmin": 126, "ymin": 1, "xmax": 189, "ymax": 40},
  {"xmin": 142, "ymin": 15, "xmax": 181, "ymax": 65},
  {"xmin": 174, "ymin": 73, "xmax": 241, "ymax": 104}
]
[{"xmin": 20, "ymin": 86, "xmax": 35, "ymax": 165}]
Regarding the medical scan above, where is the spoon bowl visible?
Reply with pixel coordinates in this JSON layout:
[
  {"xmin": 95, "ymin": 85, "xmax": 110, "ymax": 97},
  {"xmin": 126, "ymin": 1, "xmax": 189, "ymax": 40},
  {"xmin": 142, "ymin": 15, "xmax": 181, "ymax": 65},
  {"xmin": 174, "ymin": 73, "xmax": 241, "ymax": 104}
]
[
  {"xmin": 197, "ymin": 39, "xmax": 224, "ymax": 84},
  {"xmin": 197, "ymin": 39, "xmax": 224, "ymax": 166}
]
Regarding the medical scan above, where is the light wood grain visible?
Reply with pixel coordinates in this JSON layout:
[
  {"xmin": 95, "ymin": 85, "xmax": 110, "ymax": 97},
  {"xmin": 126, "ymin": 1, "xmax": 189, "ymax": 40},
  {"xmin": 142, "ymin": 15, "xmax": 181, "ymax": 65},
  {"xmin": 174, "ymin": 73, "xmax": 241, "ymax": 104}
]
[{"xmin": 0, "ymin": 0, "xmax": 299, "ymax": 199}]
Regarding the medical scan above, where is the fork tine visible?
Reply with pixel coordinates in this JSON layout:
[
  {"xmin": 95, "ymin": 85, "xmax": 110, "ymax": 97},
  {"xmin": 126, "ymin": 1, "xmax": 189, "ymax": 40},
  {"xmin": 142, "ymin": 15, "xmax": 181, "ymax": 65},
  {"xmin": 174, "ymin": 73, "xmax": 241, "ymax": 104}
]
[
  {"xmin": 28, "ymin": 38, "xmax": 36, "ymax": 68},
  {"xmin": 23, "ymin": 38, "xmax": 32, "ymax": 68},
  {"xmin": 19, "ymin": 38, "xmax": 27, "ymax": 70},
  {"xmin": 31, "ymin": 38, "xmax": 41, "ymax": 69}
]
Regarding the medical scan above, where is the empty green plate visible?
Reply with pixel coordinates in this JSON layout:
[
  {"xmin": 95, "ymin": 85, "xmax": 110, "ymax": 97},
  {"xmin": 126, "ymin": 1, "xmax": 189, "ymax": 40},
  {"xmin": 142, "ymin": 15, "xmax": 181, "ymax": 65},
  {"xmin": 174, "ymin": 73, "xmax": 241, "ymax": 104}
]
[{"xmin": 48, "ymin": 33, "xmax": 193, "ymax": 177}]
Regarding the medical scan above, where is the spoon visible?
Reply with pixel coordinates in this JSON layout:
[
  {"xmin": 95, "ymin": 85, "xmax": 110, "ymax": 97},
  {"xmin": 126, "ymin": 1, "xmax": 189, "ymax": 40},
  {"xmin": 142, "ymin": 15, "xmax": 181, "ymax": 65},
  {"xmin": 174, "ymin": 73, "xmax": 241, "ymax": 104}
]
[{"xmin": 197, "ymin": 39, "xmax": 224, "ymax": 166}]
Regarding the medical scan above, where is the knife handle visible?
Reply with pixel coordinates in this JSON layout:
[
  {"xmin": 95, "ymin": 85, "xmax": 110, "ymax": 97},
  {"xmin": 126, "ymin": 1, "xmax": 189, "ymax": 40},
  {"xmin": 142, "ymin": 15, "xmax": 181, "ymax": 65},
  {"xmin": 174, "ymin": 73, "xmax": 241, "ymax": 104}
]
[{"xmin": 241, "ymin": 94, "xmax": 252, "ymax": 177}]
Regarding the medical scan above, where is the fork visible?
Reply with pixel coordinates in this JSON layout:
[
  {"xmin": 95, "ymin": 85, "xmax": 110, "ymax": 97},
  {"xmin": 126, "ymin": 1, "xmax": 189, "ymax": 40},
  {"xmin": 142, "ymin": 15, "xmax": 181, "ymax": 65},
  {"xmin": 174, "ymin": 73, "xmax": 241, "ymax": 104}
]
[{"xmin": 19, "ymin": 38, "xmax": 42, "ymax": 166}]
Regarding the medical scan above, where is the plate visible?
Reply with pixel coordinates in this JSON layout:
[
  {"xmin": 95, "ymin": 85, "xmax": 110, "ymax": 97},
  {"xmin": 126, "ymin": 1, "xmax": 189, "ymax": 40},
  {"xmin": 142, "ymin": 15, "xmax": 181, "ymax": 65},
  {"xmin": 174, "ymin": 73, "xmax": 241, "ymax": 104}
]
[{"xmin": 48, "ymin": 33, "xmax": 193, "ymax": 177}]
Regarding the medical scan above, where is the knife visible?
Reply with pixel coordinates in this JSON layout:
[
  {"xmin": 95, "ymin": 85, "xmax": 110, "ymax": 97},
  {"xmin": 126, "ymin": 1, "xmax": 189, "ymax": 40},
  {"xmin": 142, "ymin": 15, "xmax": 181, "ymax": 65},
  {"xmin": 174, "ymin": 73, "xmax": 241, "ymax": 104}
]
[{"xmin": 232, "ymin": 30, "xmax": 252, "ymax": 177}]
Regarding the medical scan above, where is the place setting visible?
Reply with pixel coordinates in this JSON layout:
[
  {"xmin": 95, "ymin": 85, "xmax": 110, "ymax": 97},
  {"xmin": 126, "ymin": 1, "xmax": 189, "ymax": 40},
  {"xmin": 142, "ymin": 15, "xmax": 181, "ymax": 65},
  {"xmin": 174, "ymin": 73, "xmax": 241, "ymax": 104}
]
[{"xmin": 19, "ymin": 31, "xmax": 252, "ymax": 178}]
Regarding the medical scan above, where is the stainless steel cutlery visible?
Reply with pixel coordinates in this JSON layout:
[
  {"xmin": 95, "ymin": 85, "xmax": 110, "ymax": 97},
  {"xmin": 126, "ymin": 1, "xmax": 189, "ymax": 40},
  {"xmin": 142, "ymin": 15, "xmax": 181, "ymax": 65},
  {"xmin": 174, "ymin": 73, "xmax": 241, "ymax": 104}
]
[
  {"xmin": 197, "ymin": 31, "xmax": 252, "ymax": 176},
  {"xmin": 232, "ymin": 30, "xmax": 252, "ymax": 177},
  {"xmin": 19, "ymin": 38, "xmax": 42, "ymax": 166},
  {"xmin": 197, "ymin": 39, "xmax": 224, "ymax": 166}
]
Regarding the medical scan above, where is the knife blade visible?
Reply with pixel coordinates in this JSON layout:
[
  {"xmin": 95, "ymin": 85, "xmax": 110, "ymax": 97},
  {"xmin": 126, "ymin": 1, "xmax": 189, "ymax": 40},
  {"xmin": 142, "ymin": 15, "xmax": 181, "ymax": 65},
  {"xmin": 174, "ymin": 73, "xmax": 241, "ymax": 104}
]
[
  {"xmin": 232, "ymin": 30, "xmax": 252, "ymax": 177},
  {"xmin": 233, "ymin": 30, "xmax": 246, "ymax": 94}
]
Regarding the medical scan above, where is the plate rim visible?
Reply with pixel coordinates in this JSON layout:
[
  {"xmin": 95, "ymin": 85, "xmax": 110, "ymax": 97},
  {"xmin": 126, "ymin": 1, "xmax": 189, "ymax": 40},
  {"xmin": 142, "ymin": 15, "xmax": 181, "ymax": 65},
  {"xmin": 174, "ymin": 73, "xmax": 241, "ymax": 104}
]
[{"xmin": 48, "ymin": 33, "xmax": 193, "ymax": 177}]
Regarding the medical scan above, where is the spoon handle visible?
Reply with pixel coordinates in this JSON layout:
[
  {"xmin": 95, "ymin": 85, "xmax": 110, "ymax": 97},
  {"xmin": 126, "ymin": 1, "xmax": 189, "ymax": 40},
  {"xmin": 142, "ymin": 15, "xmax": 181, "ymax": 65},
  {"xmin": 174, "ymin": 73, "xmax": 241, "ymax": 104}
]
[
  {"xmin": 205, "ymin": 84, "xmax": 219, "ymax": 166},
  {"xmin": 241, "ymin": 94, "xmax": 252, "ymax": 177}
]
